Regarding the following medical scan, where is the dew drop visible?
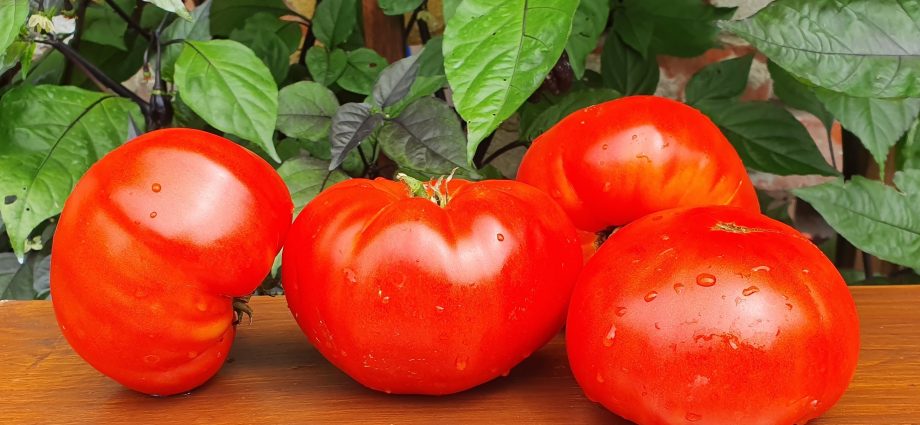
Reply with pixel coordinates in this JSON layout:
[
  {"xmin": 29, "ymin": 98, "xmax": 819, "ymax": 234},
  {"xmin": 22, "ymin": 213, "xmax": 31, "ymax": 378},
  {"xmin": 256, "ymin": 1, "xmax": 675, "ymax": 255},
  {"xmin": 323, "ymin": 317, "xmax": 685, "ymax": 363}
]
[
  {"xmin": 551, "ymin": 189, "xmax": 562, "ymax": 199},
  {"xmin": 802, "ymin": 268, "xmax": 810, "ymax": 274},
  {"xmin": 785, "ymin": 303, "xmax": 794, "ymax": 310},
  {"xmin": 344, "ymin": 268, "xmax": 357, "ymax": 283},
  {"xmin": 603, "ymin": 324, "xmax": 616, "ymax": 347},
  {"xmin": 144, "ymin": 354, "xmax": 160, "ymax": 364},
  {"xmin": 810, "ymin": 399, "xmax": 819, "ymax": 408},
  {"xmin": 435, "ymin": 305, "xmax": 445, "ymax": 313},
  {"xmin": 728, "ymin": 337, "xmax": 739, "ymax": 350},
  {"xmin": 149, "ymin": 211, "xmax": 157, "ymax": 218},
  {"xmin": 340, "ymin": 350, "xmax": 348, "ymax": 357},
  {"xmin": 644, "ymin": 291, "xmax": 658, "ymax": 302},
  {"xmin": 455, "ymin": 357, "xmax": 468, "ymax": 371},
  {"xmin": 686, "ymin": 412, "xmax": 702, "ymax": 422},
  {"xmin": 381, "ymin": 296, "xmax": 390, "ymax": 304},
  {"xmin": 673, "ymin": 283, "xmax": 685, "ymax": 294},
  {"xmin": 151, "ymin": 183, "xmax": 161, "ymax": 193},
  {"xmin": 661, "ymin": 234, "xmax": 670, "ymax": 241},
  {"xmin": 742, "ymin": 286, "xmax": 760, "ymax": 296},
  {"xmin": 595, "ymin": 372, "xmax": 605, "ymax": 383},
  {"xmin": 631, "ymin": 134, "xmax": 638, "ymax": 141},
  {"xmin": 496, "ymin": 233, "xmax": 504, "ymax": 241},
  {"xmin": 752, "ymin": 265, "xmax": 771, "ymax": 272},
  {"xmin": 615, "ymin": 306, "xmax": 627, "ymax": 317},
  {"xmin": 601, "ymin": 143, "xmax": 609, "ymax": 150},
  {"xmin": 696, "ymin": 273, "xmax": 716, "ymax": 287}
]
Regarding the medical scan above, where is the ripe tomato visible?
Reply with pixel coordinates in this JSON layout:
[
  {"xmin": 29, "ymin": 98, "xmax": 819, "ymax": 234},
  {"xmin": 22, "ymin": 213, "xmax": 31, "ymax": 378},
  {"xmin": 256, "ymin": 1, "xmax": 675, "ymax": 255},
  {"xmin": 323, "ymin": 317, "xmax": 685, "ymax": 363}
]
[
  {"xmin": 282, "ymin": 177, "xmax": 582, "ymax": 395},
  {"xmin": 517, "ymin": 96, "xmax": 759, "ymax": 258},
  {"xmin": 51, "ymin": 128, "xmax": 293, "ymax": 396},
  {"xmin": 566, "ymin": 206, "xmax": 859, "ymax": 424}
]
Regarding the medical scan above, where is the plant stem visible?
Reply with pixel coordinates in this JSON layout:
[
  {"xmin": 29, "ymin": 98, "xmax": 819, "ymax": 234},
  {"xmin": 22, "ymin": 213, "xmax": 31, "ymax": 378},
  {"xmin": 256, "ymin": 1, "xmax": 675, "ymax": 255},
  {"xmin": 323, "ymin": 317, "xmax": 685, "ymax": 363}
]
[
  {"xmin": 298, "ymin": 0, "xmax": 319, "ymax": 66},
  {"xmin": 62, "ymin": 0, "xmax": 90, "ymax": 85},
  {"xmin": 479, "ymin": 140, "xmax": 529, "ymax": 167},
  {"xmin": 105, "ymin": 0, "xmax": 151, "ymax": 40},
  {"xmin": 38, "ymin": 39, "xmax": 150, "ymax": 114}
]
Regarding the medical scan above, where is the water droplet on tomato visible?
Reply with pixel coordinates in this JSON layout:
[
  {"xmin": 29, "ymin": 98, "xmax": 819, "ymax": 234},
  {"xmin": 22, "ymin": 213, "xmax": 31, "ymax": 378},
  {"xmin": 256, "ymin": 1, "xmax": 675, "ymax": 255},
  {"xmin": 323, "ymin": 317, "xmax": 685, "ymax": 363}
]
[
  {"xmin": 631, "ymin": 134, "xmax": 638, "ymax": 141},
  {"xmin": 644, "ymin": 291, "xmax": 658, "ymax": 302},
  {"xmin": 595, "ymin": 372, "xmax": 605, "ymax": 383},
  {"xmin": 661, "ymin": 234, "xmax": 670, "ymax": 240},
  {"xmin": 810, "ymin": 399, "xmax": 819, "ymax": 408},
  {"xmin": 615, "ymin": 307, "xmax": 627, "ymax": 317},
  {"xmin": 384, "ymin": 389, "xmax": 392, "ymax": 394},
  {"xmin": 728, "ymin": 336, "xmax": 739, "ymax": 350},
  {"xmin": 696, "ymin": 273, "xmax": 716, "ymax": 287},
  {"xmin": 785, "ymin": 303, "xmax": 794, "ymax": 310},
  {"xmin": 601, "ymin": 143, "xmax": 608, "ymax": 150},
  {"xmin": 196, "ymin": 302, "xmax": 207, "ymax": 312},
  {"xmin": 381, "ymin": 296, "xmax": 390, "ymax": 304},
  {"xmin": 435, "ymin": 305, "xmax": 445, "ymax": 313},
  {"xmin": 686, "ymin": 412, "xmax": 702, "ymax": 422},
  {"xmin": 551, "ymin": 189, "xmax": 562, "ymax": 199},
  {"xmin": 151, "ymin": 183, "xmax": 161, "ymax": 192},
  {"xmin": 455, "ymin": 357, "xmax": 468, "ymax": 371},
  {"xmin": 603, "ymin": 182, "xmax": 612, "ymax": 192},
  {"xmin": 802, "ymin": 268, "xmax": 810, "ymax": 274},
  {"xmin": 742, "ymin": 286, "xmax": 760, "ymax": 296},
  {"xmin": 654, "ymin": 322, "xmax": 661, "ymax": 330},
  {"xmin": 496, "ymin": 233, "xmax": 504, "ymax": 241},
  {"xmin": 673, "ymin": 283, "xmax": 684, "ymax": 294},
  {"xmin": 340, "ymin": 350, "xmax": 348, "ymax": 357},
  {"xmin": 751, "ymin": 265, "xmax": 771, "ymax": 272},
  {"xmin": 603, "ymin": 324, "xmax": 616, "ymax": 347},
  {"xmin": 344, "ymin": 268, "xmax": 357, "ymax": 284},
  {"xmin": 501, "ymin": 370, "xmax": 510, "ymax": 377},
  {"xmin": 144, "ymin": 354, "xmax": 160, "ymax": 364},
  {"xmin": 216, "ymin": 351, "xmax": 222, "ymax": 357},
  {"xmin": 149, "ymin": 211, "xmax": 157, "ymax": 218}
]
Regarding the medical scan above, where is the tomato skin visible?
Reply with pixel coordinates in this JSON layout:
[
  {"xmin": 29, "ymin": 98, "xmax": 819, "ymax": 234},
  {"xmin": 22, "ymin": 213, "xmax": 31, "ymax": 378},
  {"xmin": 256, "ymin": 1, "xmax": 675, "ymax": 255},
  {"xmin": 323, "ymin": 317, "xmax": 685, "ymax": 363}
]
[
  {"xmin": 566, "ymin": 206, "xmax": 859, "ymax": 425},
  {"xmin": 51, "ymin": 128, "xmax": 293, "ymax": 396},
  {"xmin": 517, "ymin": 96, "xmax": 759, "ymax": 234},
  {"xmin": 283, "ymin": 178, "xmax": 582, "ymax": 395}
]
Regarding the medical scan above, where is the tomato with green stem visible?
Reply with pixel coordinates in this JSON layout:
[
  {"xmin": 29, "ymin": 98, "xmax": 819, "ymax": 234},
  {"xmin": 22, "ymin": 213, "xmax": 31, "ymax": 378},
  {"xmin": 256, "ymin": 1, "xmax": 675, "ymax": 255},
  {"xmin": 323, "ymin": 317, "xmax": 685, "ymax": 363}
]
[
  {"xmin": 282, "ymin": 175, "xmax": 582, "ymax": 395},
  {"xmin": 566, "ymin": 206, "xmax": 859, "ymax": 424},
  {"xmin": 51, "ymin": 128, "xmax": 293, "ymax": 396}
]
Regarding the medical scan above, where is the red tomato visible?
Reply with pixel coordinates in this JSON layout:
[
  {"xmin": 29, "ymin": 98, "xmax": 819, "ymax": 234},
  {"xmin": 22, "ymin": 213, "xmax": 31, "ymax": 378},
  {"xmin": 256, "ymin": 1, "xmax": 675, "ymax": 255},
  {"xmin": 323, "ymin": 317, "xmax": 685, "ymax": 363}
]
[
  {"xmin": 51, "ymin": 128, "xmax": 293, "ymax": 396},
  {"xmin": 282, "ymin": 177, "xmax": 582, "ymax": 395},
  {"xmin": 566, "ymin": 206, "xmax": 859, "ymax": 424},
  {"xmin": 517, "ymin": 96, "xmax": 759, "ymax": 257}
]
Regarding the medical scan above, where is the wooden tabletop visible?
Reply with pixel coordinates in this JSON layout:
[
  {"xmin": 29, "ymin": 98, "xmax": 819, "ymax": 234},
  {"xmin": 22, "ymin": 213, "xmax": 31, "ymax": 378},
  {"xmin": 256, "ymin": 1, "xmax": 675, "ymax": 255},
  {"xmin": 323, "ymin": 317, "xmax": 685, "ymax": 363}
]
[{"xmin": 1, "ymin": 286, "xmax": 918, "ymax": 424}]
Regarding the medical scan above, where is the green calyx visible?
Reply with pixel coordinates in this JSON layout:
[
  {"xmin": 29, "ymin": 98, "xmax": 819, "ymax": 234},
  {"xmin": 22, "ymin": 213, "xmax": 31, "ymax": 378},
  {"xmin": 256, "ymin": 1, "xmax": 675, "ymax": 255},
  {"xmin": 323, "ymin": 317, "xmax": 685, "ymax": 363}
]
[{"xmin": 396, "ymin": 169, "xmax": 458, "ymax": 208}]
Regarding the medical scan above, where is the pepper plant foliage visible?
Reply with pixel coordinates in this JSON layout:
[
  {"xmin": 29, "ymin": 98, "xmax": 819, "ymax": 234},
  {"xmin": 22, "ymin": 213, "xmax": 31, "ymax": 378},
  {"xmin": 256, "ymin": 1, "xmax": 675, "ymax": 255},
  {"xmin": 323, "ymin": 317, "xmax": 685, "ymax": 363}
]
[{"xmin": 1, "ymin": 0, "xmax": 919, "ymax": 299}]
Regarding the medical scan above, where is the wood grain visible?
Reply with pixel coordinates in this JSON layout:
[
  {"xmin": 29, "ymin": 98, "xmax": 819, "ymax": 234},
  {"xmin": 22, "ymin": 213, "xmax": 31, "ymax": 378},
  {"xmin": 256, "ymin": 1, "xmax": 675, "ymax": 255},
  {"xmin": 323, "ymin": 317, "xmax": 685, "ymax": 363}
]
[
  {"xmin": 1, "ymin": 286, "xmax": 918, "ymax": 424},
  {"xmin": 362, "ymin": 0, "xmax": 404, "ymax": 63}
]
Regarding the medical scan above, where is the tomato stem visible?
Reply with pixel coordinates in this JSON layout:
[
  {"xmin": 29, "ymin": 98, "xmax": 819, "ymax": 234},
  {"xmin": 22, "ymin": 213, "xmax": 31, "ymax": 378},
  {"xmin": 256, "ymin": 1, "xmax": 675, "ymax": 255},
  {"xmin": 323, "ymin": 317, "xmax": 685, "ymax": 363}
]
[
  {"xmin": 232, "ymin": 295, "xmax": 253, "ymax": 326},
  {"xmin": 395, "ymin": 169, "xmax": 458, "ymax": 208}
]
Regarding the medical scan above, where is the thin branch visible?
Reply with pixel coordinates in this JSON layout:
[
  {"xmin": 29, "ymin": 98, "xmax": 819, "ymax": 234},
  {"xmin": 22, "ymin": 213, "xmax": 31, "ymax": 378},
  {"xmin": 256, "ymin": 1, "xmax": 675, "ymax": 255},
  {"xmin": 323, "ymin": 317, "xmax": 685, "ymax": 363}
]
[
  {"xmin": 105, "ymin": 0, "xmax": 151, "ymax": 40},
  {"xmin": 62, "ymin": 0, "xmax": 90, "ymax": 84}
]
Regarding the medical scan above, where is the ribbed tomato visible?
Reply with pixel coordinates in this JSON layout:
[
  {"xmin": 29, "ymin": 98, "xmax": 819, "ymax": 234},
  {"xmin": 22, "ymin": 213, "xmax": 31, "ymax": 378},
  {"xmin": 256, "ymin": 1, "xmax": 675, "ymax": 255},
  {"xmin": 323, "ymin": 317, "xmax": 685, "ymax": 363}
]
[{"xmin": 566, "ymin": 206, "xmax": 859, "ymax": 424}]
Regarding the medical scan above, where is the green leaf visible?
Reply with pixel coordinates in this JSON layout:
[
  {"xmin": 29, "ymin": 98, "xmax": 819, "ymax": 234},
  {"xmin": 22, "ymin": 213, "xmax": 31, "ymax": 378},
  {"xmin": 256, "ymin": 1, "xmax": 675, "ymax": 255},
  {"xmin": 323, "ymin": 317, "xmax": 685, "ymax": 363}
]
[
  {"xmin": 898, "ymin": 117, "xmax": 920, "ymax": 171},
  {"xmin": 0, "ymin": 0, "xmax": 29, "ymax": 56},
  {"xmin": 723, "ymin": 0, "xmax": 920, "ymax": 98},
  {"xmin": 338, "ymin": 48, "xmax": 388, "ymax": 95},
  {"xmin": 210, "ymin": 0, "xmax": 289, "ymax": 36},
  {"xmin": 0, "ymin": 86, "xmax": 142, "ymax": 260},
  {"xmin": 145, "ymin": 0, "xmax": 192, "ymax": 20},
  {"xmin": 0, "ymin": 253, "xmax": 20, "ymax": 299},
  {"xmin": 276, "ymin": 81, "xmax": 340, "ymax": 142},
  {"xmin": 174, "ymin": 39, "xmax": 280, "ymax": 162},
  {"xmin": 372, "ymin": 54, "xmax": 419, "ymax": 108},
  {"xmin": 229, "ymin": 14, "xmax": 295, "ymax": 84},
  {"xmin": 83, "ymin": 2, "xmax": 130, "ymax": 50},
  {"xmin": 313, "ymin": 0, "xmax": 358, "ymax": 48},
  {"xmin": 601, "ymin": 32, "xmax": 659, "ymax": 96},
  {"xmin": 621, "ymin": 0, "xmax": 735, "ymax": 58},
  {"xmin": 767, "ymin": 60, "xmax": 833, "ymax": 132},
  {"xmin": 378, "ymin": 97, "xmax": 469, "ymax": 175},
  {"xmin": 329, "ymin": 103, "xmax": 384, "ymax": 170},
  {"xmin": 522, "ymin": 88, "xmax": 621, "ymax": 141},
  {"xmin": 815, "ymin": 89, "xmax": 920, "ymax": 172},
  {"xmin": 696, "ymin": 99, "xmax": 838, "ymax": 176},
  {"xmin": 442, "ymin": 0, "xmax": 461, "ymax": 23},
  {"xmin": 386, "ymin": 37, "xmax": 447, "ymax": 114},
  {"xmin": 444, "ymin": 0, "xmax": 578, "ymax": 164},
  {"xmin": 685, "ymin": 55, "xmax": 752, "ymax": 105},
  {"xmin": 161, "ymin": 0, "xmax": 212, "ymax": 80},
  {"xmin": 378, "ymin": 0, "xmax": 423, "ymax": 15},
  {"xmin": 612, "ymin": 6, "xmax": 653, "ymax": 57},
  {"xmin": 71, "ymin": 39, "xmax": 147, "ymax": 89},
  {"xmin": 18, "ymin": 40, "xmax": 34, "ymax": 78},
  {"xmin": 565, "ymin": 0, "xmax": 610, "ymax": 79},
  {"xmin": 278, "ymin": 155, "xmax": 349, "ymax": 216},
  {"xmin": 1, "ymin": 252, "xmax": 37, "ymax": 300},
  {"xmin": 795, "ymin": 172, "xmax": 920, "ymax": 270},
  {"xmin": 1, "ymin": 41, "xmax": 26, "ymax": 76},
  {"xmin": 306, "ymin": 46, "xmax": 348, "ymax": 86}
]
